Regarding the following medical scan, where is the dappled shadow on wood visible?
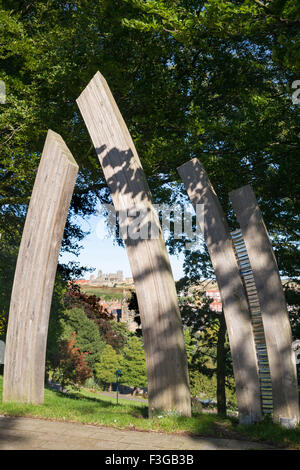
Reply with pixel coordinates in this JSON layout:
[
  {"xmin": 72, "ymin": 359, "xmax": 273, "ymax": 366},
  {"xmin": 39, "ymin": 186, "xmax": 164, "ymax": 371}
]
[
  {"xmin": 177, "ymin": 158, "xmax": 262, "ymax": 424},
  {"xmin": 229, "ymin": 185, "xmax": 299, "ymax": 424},
  {"xmin": 94, "ymin": 144, "xmax": 191, "ymax": 417}
]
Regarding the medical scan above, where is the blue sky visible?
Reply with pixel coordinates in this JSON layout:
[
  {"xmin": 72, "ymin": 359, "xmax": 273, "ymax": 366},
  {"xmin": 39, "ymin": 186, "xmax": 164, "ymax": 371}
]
[{"xmin": 59, "ymin": 212, "xmax": 185, "ymax": 281}]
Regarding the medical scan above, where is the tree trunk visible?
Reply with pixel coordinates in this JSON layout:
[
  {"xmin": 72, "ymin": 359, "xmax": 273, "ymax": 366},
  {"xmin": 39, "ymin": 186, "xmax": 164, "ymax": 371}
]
[{"xmin": 217, "ymin": 311, "xmax": 227, "ymax": 416}]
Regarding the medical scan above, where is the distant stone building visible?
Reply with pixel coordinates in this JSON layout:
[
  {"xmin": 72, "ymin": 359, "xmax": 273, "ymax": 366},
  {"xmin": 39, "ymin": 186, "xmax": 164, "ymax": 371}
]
[
  {"xmin": 98, "ymin": 295, "xmax": 139, "ymax": 332},
  {"xmin": 89, "ymin": 270, "xmax": 123, "ymax": 286}
]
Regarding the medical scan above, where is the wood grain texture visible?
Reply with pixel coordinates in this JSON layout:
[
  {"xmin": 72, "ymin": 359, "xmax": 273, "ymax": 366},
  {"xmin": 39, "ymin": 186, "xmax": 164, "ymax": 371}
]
[
  {"xmin": 229, "ymin": 185, "xmax": 299, "ymax": 426},
  {"xmin": 77, "ymin": 71, "xmax": 191, "ymax": 417},
  {"xmin": 178, "ymin": 158, "xmax": 262, "ymax": 424},
  {"xmin": 3, "ymin": 130, "xmax": 78, "ymax": 404}
]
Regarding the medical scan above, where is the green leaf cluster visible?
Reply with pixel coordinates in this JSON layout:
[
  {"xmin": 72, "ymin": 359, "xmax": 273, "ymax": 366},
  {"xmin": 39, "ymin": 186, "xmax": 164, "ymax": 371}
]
[{"xmin": 60, "ymin": 307, "xmax": 106, "ymax": 373}]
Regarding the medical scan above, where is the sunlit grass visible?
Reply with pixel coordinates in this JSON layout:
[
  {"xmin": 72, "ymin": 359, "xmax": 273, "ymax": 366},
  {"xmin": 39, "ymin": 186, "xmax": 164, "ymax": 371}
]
[
  {"xmin": 1, "ymin": 375, "xmax": 300, "ymax": 448},
  {"xmin": 81, "ymin": 286, "xmax": 125, "ymax": 300},
  {"xmin": 0, "ymin": 375, "xmax": 234, "ymax": 435}
]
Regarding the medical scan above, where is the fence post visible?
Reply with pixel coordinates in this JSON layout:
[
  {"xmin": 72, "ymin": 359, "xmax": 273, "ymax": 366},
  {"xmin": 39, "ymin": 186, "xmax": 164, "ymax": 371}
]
[
  {"xmin": 3, "ymin": 130, "xmax": 78, "ymax": 404},
  {"xmin": 178, "ymin": 158, "xmax": 262, "ymax": 424},
  {"xmin": 77, "ymin": 71, "xmax": 191, "ymax": 417},
  {"xmin": 229, "ymin": 184, "xmax": 299, "ymax": 427}
]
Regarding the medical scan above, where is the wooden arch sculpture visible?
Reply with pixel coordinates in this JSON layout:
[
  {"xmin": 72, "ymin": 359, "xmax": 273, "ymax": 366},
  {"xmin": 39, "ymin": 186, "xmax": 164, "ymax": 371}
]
[
  {"xmin": 178, "ymin": 158, "xmax": 299, "ymax": 427},
  {"xmin": 77, "ymin": 71, "xmax": 191, "ymax": 418},
  {"xmin": 178, "ymin": 158, "xmax": 262, "ymax": 425},
  {"xmin": 3, "ymin": 130, "xmax": 79, "ymax": 403}
]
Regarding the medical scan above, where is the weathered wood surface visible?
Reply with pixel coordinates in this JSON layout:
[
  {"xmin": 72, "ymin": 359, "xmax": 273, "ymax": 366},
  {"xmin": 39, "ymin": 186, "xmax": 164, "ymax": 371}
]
[
  {"xmin": 177, "ymin": 158, "xmax": 262, "ymax": 424},
  {"xmin": 3, "ymin": 130, "xmax": 78, "ymax": 404},
  {"xmin": 229, "ymin": 185, "xmax": 299, "ymax": 426},
  {"xmin": 77, "ymin": 71, "xmax": 191, "ymax": 417}
]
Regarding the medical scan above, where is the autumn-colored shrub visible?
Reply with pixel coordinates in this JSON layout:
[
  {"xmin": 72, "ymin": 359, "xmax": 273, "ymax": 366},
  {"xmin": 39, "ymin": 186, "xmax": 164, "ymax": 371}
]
[
  {"xmin": 53, "ymin": 333, "xmax": 92, "ymax": 389},
  {"xmin": 63, "ymin": 282, "xmax": 113, "ymax": 319},
  {"xmin": 63, "ymin": 283, "xmax": 127, "ymax": 352}
]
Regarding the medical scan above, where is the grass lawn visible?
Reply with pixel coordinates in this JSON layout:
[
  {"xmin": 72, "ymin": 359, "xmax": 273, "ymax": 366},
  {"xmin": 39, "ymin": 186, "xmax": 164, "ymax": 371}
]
[
  {"xmin": 81, "ymin": 286, "xmax": 127, "ymax": 300},
  {"xmin": 0, "ymin": 375, "xmax": 300, "ymax": 448}
]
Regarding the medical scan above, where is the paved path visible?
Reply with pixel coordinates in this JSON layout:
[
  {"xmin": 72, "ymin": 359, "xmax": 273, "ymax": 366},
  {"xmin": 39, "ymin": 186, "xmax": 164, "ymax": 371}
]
[{"xmin": 0, "ymin": 415, "xmax": 274, "ymax": 450}]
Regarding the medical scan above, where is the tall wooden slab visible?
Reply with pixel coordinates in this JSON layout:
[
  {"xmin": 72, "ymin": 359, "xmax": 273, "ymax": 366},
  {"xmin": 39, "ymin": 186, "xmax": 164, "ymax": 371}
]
[
  {"xmin": 77, "ymin": 71, "xmax": 191, "ymax": 417},
  {"xmin": 229, "ymin": 185, "xmax": 299, "ymax": 426},
  {"xmin": 3, "ymin": 130, "xmax": 78, "ymax": 404},
  {"xmin": 178, "ymin": 158, "xmax": 262, "ymax": 424}
]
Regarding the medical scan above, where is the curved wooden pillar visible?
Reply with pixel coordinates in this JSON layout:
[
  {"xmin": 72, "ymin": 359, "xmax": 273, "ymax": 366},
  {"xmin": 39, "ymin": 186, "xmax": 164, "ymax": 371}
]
[
  {"xmin": 77, "ymin": 71, "xmax": 191, "ymax": 417},
  {"xmin": 229, "ymin": 185, "xmax": 299, "ymax": 427},
  {"xmin": 177, "ymin": 158, "xmax": 262, "ymax": 424},
  {"xmin": 3, "ymin": 130, "xmax": 78, "ymax": 404}
]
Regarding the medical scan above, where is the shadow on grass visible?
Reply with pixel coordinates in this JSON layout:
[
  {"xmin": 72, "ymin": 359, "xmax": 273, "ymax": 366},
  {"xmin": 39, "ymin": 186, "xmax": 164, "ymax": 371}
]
[
  {"xmin": 128, "ymin": 406, "xmax": 148, "ymax": 419},
  {"xmin": 51, "ymin": 390, "xmax": 115, "ymax": 407},
  {"xmin": 45, "ymin": 386, "xmax": 149, "ymax": 419}
]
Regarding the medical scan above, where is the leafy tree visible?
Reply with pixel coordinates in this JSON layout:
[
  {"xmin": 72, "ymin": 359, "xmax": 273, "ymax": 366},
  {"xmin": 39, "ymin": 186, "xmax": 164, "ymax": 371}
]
[
  {"xmin": 178, "ymin": 280, "xmax": 233, "ymax": 414},
  {"xmin": 1, "ymin": 1, "xmax": 299, "ymax": 271},
  {"xmin": 0, "ymin": 309, "xmax": 6, "ymax": 342},
  {"xmin": 45, "ymin": 271, "xmax": 68, "ymax": 377},
  {"xmin": 53, "ymin": 333, "xmax": 92, "ymax": 389},
  {"xmin": 120, "ymin": 336, "xmax": 147, "ymax": 390},
  {"xmin": 95, "ymin": 344, "xmax": 122, "ymax": 391},
  {"xmin": 1, "ymin": 1, "xmax": 298, "ymax": 279},
  {"xmin": 96, "ymin": 319, "xmax": 128, "ymax": 352},
  {"xmin": 63, "ymin": 284, "xmax": 128, "ymax": 351},
  {"xmin": 183, "ymin": 327, "xmax": 198, "ymax": 366},
  {"xmin": 61, "ymin": 307, "xmax": 106, "ymax": 373},
  {"xmin": 121, "ymin": 0, "xmax": 300, "ymax": 279},
  {"xmin": 109, "ymin": 321, "xmax": 134, "ymax": 348}
]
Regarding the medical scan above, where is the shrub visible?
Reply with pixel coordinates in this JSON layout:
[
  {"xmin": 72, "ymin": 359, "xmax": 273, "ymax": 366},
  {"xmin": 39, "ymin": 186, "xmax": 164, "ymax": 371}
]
[
  {"xmin": 189, "ymin": 369, "xmax": 237, "ymax": 410},
  {"xmin": 95, "ymin": 344, "xmax": 122, "ymax": 391},
  {"xmin": 53, "ymin": 333, "xmax": 92, "ymax": 389},
  {"xmin": 61, "ymin": 307, "xmax": 105, "ymax": 372},
  {"xmin": 120, "ymin": 336, "xmax": 147, "ymax": 389}
]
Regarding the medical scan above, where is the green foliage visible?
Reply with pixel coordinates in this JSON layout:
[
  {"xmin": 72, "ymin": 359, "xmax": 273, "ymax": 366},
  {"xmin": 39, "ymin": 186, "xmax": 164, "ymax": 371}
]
[
  {"xmin": 52, "ymin": 333, "xmax": 92, "ymax": 389},
  {"xmin": 0, "ymin": 0, "xmax": 299, "ymax": 275},
  {"xmin": 1, "ymin": 0, "xmax": 299, "ymax": 281},
  {"xmin": 120, "ymin": 336, "xmax": 147, "ymax": 389},
  {"xmin": 110, "ymin": 320, "xmax": 134, "ymax": 346},
  {"xmin": 81, "ymin": 287, "xmax": 124, "ymax": 300},
  {"xmin": 189, "ymin": 369, "xmax": 237, "ymax": 410},
  {"xmin": 61, "ymin": 307, "xmax": 106, "ymax": 373},
  {"xmin": 63, "ymin": 285, "xmax": 128, "ymax": 352},
  {"xmin": 183, "ymin": 327, "xmax": 198, "ymax": 366},
  {"xmin": 0, "ymin": 309, "xmax": 6, "ymax": 340},
  {"xmin": 45, "ymin": 273, "xmax": 67, "ymax": 375},
  {"xmin": 95, "ymin": 344, "xmax": 122, "ymax": 388},
  {"xmin": 189, "ymin": 369, "xmax": 217, "ymax": 399},
  {"xmin": 0, "ymin": 244, "xmax": 18, "ymax": 341}
]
